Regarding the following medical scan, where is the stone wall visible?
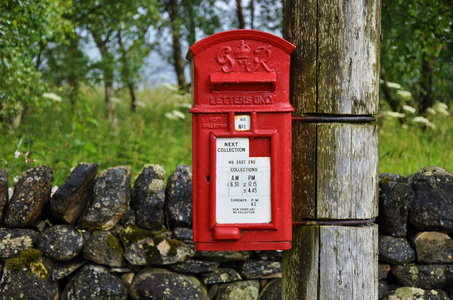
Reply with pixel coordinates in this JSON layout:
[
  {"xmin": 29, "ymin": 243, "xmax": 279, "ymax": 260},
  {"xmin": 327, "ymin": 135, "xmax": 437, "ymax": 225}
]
[
  {"xmin": 0, "ymin": 164, "xmax": 452, "ymax": 299},
  {"xmin": 378, "ymin": 166, "xmax": 453, "ymax": 299}
]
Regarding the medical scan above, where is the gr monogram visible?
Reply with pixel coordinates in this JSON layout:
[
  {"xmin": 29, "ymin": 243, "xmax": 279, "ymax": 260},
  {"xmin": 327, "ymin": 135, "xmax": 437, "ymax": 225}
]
[{"xmin": 216, "ymin": 40, "xmax": 273, "ymax": 73}]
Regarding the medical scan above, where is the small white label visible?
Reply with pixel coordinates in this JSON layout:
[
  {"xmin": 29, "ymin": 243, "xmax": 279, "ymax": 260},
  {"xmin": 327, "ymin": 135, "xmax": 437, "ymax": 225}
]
[
  {"xmin": 234, "ymin": 115, "xmax": 251, "ymax": 131},
  {"xmin": 216, "ymin": 138, "xmax": 271, "ymax": 224}
]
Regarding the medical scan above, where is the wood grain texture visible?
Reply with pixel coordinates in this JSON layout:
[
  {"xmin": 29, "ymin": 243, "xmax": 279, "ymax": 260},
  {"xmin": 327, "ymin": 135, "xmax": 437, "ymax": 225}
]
[
  {"xmin": 317, "ymin": 123, "xmax": 378, "ymax": 219},
  {"xmin": 282, "ymin": 225, "xmax": 319, "ymax": 300},
  {"xmin": 318, "ymin": 225, "xmax": 378, "ymax": 299},
  {"xmin": 284, "ymin": 0, "xmax": 317, "ymax": 114},
  {"xmin": 292, "ymin": 122, "xmax": 317, "ymax": 219},
  {"xmin": 317, "ymin": 0, "xmax": 381, "ymax": 115}
]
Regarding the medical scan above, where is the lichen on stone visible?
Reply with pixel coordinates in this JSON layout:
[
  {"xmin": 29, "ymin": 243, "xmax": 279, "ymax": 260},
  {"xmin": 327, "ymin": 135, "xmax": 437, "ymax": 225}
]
[
  {"xmin": 5, "ymin": 248, "xmax": 49, "ymax": 280},
  {"xmin": 107, "ymin": 234, "xmax": 124, "ymax": 257}
]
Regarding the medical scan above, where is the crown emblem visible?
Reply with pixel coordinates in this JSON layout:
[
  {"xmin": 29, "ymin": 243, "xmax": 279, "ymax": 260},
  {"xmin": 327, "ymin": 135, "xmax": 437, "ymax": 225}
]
[{"xmin": 234, "ymin": 40, "xmax": 251, "ymax": 61}]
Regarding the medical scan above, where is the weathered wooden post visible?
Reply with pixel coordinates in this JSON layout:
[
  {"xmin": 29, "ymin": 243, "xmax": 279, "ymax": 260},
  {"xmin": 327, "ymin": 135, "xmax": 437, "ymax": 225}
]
[{"xmin": 282, "ymin": 0, "xmax": 381, "ymax": 299}]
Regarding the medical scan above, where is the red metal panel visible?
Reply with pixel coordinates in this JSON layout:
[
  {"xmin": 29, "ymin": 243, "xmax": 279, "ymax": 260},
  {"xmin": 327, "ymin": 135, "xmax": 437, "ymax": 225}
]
[{"xmin": 188, "ymin": 30, "xmax": 295, "ymax": 251}]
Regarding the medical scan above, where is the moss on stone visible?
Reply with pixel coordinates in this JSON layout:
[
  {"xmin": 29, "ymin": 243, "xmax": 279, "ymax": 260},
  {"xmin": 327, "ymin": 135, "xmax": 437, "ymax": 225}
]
[
  {"xmin": 107, "ymin": 234, "xmax": 124, "ymax": 257},
  {"xmin": 120, "ymin": 225, "xmax": 154, "ymax": 246},
  {"xmin": 167, "ymin": 239, "xmax": 183, "ymax": 256},
  {"xmin": 5, "ymin": 248, "xmax": 49, "ymax": 280}
]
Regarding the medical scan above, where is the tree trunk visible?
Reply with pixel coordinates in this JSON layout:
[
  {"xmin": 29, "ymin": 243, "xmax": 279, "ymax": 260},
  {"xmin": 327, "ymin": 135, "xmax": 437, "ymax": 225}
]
[
  {"xmin": 236, "ymin": 0, "xmax": 245, "ymax": 29},
  {"xmin": 419, "ymin": 49, "xmax": 441, "ymax": 113},
  {"xmin": 283, "ymin": 0, "xmax": 381, "ymax": 298},
  {"xmin": 167, "ymin": 0, "xmax": 187, "ymax": 91},
  {"xmin": 129, "ymin": 82, "xmax": 136, "ymax": 112}
]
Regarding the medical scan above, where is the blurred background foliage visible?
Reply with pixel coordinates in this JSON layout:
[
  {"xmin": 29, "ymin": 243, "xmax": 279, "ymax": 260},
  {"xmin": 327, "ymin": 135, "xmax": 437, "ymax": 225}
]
[{"xmin": 0, "ymin": 0, "xmax": 452, "ymax": 185}]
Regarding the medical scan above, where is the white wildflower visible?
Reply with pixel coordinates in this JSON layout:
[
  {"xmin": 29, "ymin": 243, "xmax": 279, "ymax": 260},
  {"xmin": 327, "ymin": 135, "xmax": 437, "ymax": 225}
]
[
  {"xmin": 380, "ymin": 80, "xmax": 402, "ymax": 89},
  {"xmin": 42, "ymin": 92, "xmax": 62, "ymax": 102},
  {"xmin": 402, "ymin": 105, "xmax": 416, "ymax": 114},
  {"xmin": 426, "ymin": 107, "xmax": 436, "ymax": 115},
  {"xmin": 433, "ymin": 102, "xmax": 449, "ymax": 116},
  {"xmin": 14, "ymin": 150, "xmax": 21, "ymax": 159},
  {"xmin": 8, "ymin": 187, "xmax": 14, "ymax": 200},
  {"xmin": 163, "ymin": 83, "xmax": 178, "ymax": 92},
  {"xmin": 134, "ymin": 101, "xmax": 146, "ymax": 108},
  {"xmin": 384, "ymin": 111, "xmax": 405, "ymax": 118},
  {"xmin": 413, "ymin": 116, "xmax": 436, "ymax": 129},
  {"xmin": 178, "ymin": 103, "xmax": 192, "ymax": 109},
  {"xmin": 13, "ymin": 176, "xmax": 19, "ymax": 183},
  {"xmin": 172, "ymin": 110, "xmax": 186, "ymax": 119},
  {"xmin": 396, "ymin": 90, "xmax": 412, "ymax": 100},
  {"xmin": 165, "ymin": 110, "xmax": 186, "ymax": 120}
]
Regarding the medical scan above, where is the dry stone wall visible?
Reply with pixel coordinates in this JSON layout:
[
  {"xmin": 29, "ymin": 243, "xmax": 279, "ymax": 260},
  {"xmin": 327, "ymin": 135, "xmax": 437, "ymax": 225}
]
[{"xmin": 0, "ymin": 164, "xmax": 452, "ymax": 299}]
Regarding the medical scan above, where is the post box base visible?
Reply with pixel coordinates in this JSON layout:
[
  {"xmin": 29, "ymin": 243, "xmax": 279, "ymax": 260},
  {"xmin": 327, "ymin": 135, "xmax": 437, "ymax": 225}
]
[{"xmin": 195, "ymin": 241, "xmax": 291, "ymax": 251}]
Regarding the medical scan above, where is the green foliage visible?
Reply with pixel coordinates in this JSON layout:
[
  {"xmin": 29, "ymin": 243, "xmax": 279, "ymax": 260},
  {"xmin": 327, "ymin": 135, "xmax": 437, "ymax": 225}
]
[
  {"xmin": 381, "ymin": 0, "xmax": 453, "ymax": 112},
  {"xmin": 0, "ymin": 0, "xmax": 72, "ymax": 125},
  {"xmin": 0, "ymin": 85, "xmax": 192, "ymax": 186}
]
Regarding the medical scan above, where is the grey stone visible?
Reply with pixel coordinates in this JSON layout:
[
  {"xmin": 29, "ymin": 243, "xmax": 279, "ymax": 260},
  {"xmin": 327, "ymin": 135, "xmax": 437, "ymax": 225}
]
[
  {"xmin": 165, "ymin": 165, "xmax": 193, "ymax": 228},
  {"xmin": 378, "ymin": 280, "xmax": 389, "ymax": 299},
  {"xmin": 131, "ymin": 164, "xmax": 166, "ymax": 231},
  {"xmin": 379, "ymin": 264, "xmax": 391, "ymax": 280},
  {"xmin": 129, "ymin": 268, "xmax": 209, "ymax": 300},
  {"xmin": 61, "ymin": 264, "xmax": 127, "ymax": 300},
  {"xmin": 36, "ymin": 225, "xmax": 84, "ymax": 261},
  {"xmin": 195, "ymin": 250, "xmax": 252, "ymax": 262},
  {"xmin": 413, "ymin": 231, "xmax": 453, "ymax": 264},
  {"xmin": 240, "ymin": 260, "xmax": 282, "ymax": 279},
  {"xmin": 259, "ymin": 279, "xmax": 282, "ymax": 300},
  {"xmin": 121, "ymin": 272, "xmax": 134, "ymax": 288},
  {"xmin": 168, "ymin": 259, "xmax": 220, "ymax": 274},
  {"xmin": 201, "ymin": 267, "xmax": 242, "ymax": 285},
  {"xmin": 0, "ymin": 249, "xmax": 58, "ymax": 300},
  {"xmin": 50, "ymin": 163, "xmax": 99, "ymax": 224},
  {"xmin": 78, "ymin": 166, "xmax": 131, "ymax": 231},
  {"xmin": 52, "ymin": 259, "xmax": 86, "ymax": 280},
  {"xmin": 255, "ymin": 250, "xmax": 283, "ymax": 261},
  {"xmin": 0, "ymin": 169, "xmax": 8, "ymax": 222},
  {"xmin": 379, "ymin": 173, "xmax": 413, "ymax": 237},
  {"xmin": 0, "ymin": 228, "xmax": 37, "ymax": 259},
  {"xmin": 392, "ymin": 264, "xmax": 447, "ymax": 289},
  {"xmin": 4, "ymin": 165, "xmax": 53, "ymax": 228},
  {"xmin": 379, "ymin": 235, "xmax": 415, "ymax": 264},
  {"xmin": 408, "ymin": 166, "xmax": 453, "ymax": 232},
  {"xmin": 119, "ymin": 225, "xmax": 195, "ymax": 266},
  {"xmin": 381, "ymin": 287, "xmax": 448, "ymax": 300},
  {"xmin": 172, "ymin": 227, "xmax": 194, "ymax": 242},
  {"xmin": 121, "ymin": 210, "xmax": 136, "ymax": 227},
  {"xmin": 83, "ymin": 231, "xmax": 126, "ymax": 267},
  {"xmin": 216, "ymin": 280, "xmax": 260, "ymax": 300}
]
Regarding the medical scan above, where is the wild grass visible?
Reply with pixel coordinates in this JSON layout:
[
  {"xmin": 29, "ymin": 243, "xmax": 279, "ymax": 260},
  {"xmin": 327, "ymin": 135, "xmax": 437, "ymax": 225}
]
[
  {"xmin": 1, "ymin": 85, "xmax": 451, "ymax": 187},
  {"xmin": 379, "ymin": 107, "xmax": 453, "ymax": 176},
  {"xmin": 0, "ymin": 85, "xmax": 192, "ymax": 186}
]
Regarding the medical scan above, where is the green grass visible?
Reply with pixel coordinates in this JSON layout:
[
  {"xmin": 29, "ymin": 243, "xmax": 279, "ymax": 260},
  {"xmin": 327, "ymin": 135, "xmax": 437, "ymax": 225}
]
[
  {"xmin": 378, "ymin": 110, "xmax": 453, "ymax": 176},
  {"xmin": 0, "ymin": 85, "xmax": 192, "ymax": 186},
  {"xmin": 1, "ymin": 85, "xmax": 451, "ymax": 187}
]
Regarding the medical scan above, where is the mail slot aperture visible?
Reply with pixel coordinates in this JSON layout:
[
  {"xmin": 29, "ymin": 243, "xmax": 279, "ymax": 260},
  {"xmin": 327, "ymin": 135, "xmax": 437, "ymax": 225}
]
[{"xmin": 210, "ymin": 72, "xmax": 276, "ymax": 92}]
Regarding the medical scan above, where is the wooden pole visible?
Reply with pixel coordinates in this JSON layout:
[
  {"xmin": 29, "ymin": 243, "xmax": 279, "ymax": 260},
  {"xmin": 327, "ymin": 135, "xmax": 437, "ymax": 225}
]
[{"xmin": 283, "ymin": 0, "xmax": 381, "ymax": 299}]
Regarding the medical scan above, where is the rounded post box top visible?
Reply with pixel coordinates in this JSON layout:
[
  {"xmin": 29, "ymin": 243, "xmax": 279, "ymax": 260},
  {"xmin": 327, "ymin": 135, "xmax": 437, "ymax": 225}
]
[{"xmin": 187, "ymin": 29, "xmax": 295, "ymax": 60}]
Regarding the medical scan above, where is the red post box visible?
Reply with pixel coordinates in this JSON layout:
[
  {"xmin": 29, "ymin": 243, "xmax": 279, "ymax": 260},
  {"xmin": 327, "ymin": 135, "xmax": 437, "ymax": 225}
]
[{"xmin": 187, "ymin": 30, "xmax": 295, "ymax": 251}]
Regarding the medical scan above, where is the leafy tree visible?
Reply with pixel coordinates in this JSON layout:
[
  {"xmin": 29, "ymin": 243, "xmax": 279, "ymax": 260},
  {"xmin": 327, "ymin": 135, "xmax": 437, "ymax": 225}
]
[
  {"xmin": 73, "ymin": 0, "xmax": 160, "ymax": 113},
  {"xmin": 160, "ymin": 0, "xmax": 220, "ymax": 90},
  {"xmin": 0, "ymin": 0, "xmax": 72, "ymax": 128},
  {"xmin": 381, "ymin": 0, "xmax": 453, "ymax": 113}
]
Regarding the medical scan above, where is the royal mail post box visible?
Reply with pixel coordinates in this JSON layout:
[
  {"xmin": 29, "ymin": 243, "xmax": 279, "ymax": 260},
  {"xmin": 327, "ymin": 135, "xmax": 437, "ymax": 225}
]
[{"xmin": 187, "ymin": 30, "xmax": 295, "ymax": 251}]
